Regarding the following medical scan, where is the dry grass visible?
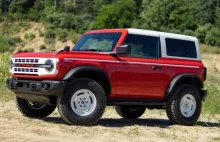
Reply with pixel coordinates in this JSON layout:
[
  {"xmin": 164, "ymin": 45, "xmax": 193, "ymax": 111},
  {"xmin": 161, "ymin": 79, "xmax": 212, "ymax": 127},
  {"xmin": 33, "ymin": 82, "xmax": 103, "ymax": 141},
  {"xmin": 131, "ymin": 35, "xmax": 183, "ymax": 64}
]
[
  {"xmin": 200, "ymin": 44, "xmax": 220, "ymax": 54},
  {"xmin": 13, "ymin": 22, "xmax": 75, "ymax": 53},
  {"xmin": 0, "ymin": 102, "xmax": 219, "ymax": 142}
]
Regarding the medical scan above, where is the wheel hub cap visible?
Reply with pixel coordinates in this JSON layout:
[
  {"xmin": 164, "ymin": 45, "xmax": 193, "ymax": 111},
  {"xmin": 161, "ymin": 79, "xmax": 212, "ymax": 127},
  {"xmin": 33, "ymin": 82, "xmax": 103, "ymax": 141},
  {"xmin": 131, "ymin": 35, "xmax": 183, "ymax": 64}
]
[
  {"xmin": 180, "ymin": 94, "xmax": 196, "ymax": 117},
  {"xmin": 71, "ymin": 89, "xmax": 97, "ymax": 116}
]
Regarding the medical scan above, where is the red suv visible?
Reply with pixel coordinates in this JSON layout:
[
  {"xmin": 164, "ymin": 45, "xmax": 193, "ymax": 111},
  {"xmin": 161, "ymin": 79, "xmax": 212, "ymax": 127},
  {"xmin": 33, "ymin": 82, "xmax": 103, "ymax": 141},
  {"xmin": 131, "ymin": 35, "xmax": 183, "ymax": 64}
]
[{"xmin": 7, "ymin": 29, "xmax": 207, "ymax": 126}]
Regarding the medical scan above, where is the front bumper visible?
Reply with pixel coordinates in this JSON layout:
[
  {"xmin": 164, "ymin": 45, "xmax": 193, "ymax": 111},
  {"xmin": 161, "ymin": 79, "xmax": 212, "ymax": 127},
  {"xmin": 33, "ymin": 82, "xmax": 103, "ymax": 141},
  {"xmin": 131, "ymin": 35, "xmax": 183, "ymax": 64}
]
[{"xmin": 6, "ymin": 78, "xmax": 66, "ymax": 103}]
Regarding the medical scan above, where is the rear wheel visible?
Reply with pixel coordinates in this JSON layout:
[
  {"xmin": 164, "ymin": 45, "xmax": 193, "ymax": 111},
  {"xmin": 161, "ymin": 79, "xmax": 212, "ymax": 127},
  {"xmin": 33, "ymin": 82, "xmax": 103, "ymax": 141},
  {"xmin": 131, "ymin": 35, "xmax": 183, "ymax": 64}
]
[
  {"xmin": 116, "ymin": 106, "xmax": 146, "ymax": 119},
  {"xmin": 15, "ymin": 97, "xmax": 56, "ymax": 118},
  {"xmin": 57, "ymin": 78, "xmax": 106, "ymax": 125},
  {"xmin": 166, "ymin": 85, "xmax": 202, "ymax": 126}
]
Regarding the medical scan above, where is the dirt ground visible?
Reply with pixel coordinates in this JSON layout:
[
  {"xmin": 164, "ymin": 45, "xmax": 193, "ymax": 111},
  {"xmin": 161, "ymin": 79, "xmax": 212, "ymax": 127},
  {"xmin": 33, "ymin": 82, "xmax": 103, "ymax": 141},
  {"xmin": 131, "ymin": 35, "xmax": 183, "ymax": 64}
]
[{"xmin": 0, "ymin": 102, "xmax": 219, "ymax": 142}]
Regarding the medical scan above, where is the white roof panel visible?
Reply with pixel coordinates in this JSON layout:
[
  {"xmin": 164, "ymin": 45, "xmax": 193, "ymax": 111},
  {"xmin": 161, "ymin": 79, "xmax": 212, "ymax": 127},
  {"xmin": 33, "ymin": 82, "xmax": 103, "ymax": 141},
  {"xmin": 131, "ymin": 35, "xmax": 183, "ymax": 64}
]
[{"xmin": 127, "ymin": 28, "xmax": 198, "ymax": 41}]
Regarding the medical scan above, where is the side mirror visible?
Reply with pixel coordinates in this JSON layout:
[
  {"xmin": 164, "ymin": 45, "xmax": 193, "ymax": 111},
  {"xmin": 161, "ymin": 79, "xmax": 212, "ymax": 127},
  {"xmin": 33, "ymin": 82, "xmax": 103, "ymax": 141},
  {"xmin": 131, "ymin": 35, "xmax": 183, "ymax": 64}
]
[
  {"xmin": 116, "ymin": 44, "xmax": 131, "ymax": 55},
  {"xmin": 64, "ymin": 46, "xmax": 70, "ymax": 52}
]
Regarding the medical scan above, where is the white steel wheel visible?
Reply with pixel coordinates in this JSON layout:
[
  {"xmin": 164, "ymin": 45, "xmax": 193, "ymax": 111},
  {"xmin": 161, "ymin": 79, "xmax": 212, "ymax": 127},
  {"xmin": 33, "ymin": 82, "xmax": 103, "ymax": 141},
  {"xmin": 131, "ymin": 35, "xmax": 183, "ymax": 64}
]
[
  {"xmin": 70, "ymin": 89, "xmax": 97, "ymax": 116},
  {"xmin": 180, "ymin": 94, "xmax": 196, "ymax": 117}
]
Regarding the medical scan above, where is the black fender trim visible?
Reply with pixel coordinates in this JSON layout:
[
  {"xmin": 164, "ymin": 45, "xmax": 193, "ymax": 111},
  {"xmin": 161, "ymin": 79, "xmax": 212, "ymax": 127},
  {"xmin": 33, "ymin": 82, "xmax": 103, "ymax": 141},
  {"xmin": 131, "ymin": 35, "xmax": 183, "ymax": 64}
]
[
  {"xmin": 63, "ymin": 66, "xmax": 112, "ymax": 94},
  {"xmin": 167, "ymin": 74, "xmax": 204, "ymax": 97}
]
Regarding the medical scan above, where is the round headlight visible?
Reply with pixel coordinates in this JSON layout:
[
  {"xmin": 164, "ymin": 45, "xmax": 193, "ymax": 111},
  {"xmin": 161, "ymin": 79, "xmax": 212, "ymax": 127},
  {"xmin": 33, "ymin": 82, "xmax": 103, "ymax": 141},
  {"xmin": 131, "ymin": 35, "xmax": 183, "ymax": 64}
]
[{"xmin": 45, "ymin": 60, "xmax": 54, "ymax": 72}]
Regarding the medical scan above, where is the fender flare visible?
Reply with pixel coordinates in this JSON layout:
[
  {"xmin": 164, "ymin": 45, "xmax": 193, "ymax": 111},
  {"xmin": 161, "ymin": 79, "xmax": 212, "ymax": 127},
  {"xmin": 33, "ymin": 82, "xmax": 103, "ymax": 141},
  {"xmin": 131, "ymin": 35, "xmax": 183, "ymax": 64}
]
[
  {"xmin": 167, "ymin": 74, "xmax": 203, "ymax": 96},
  {"xmin": 63, "ymin": 66, "xmax": 111, "ymax": 94}
]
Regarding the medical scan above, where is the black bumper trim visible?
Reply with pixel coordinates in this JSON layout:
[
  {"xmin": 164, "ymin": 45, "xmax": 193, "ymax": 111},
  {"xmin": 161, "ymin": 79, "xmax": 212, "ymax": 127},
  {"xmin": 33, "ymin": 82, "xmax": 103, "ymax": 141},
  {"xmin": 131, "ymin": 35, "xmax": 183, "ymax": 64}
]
[{"xmin": 7, "ymin": 78, "xmax": 66, "ymax": 96}]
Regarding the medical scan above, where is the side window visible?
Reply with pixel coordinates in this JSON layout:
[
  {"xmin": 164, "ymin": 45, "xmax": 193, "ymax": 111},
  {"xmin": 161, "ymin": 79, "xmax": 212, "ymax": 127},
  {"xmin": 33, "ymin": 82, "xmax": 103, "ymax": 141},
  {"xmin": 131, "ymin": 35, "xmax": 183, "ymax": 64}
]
[
  {"xmin": 166, "ymin": 38, "xmax": 197, "ymax": 58},
  {"xmin": 123, "ymin": 34, "xmax": 160, "ymax": 58}
]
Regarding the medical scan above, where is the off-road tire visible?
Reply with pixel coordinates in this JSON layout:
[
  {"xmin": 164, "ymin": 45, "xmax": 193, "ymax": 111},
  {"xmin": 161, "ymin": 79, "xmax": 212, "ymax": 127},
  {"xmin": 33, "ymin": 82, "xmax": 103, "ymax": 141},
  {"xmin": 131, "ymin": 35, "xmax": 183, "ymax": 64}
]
[
  {"xmin": 115, "ymin": 106, "xmax": 146, "ymax": 119},
  {"xmin": 57, "ymin": 78, "xmax": 106, "ymax": 126},
  {"xmin": 166, "ymin": 85, "xmax": 202, "ymax": 126},
  {"xmin": 16, "ymin": 97, "xmax": 56, "ymax": 118}
]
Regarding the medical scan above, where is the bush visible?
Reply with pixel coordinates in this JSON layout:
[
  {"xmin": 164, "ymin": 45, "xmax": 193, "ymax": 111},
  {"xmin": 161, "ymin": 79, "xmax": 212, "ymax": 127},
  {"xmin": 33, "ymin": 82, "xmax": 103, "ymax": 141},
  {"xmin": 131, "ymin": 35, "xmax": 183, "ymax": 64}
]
[
  {"xmin": 18, "ymin": 21, "xmax": 31, "ymax": 30},
  {"xmin": 0, "ymin": 22, "xmax": 31, "ymax": 35},
  {"xmin": 8, "ymin": 36, "xmax": 22, "ymax": 46},
  {"xmin": 203, "ymin": 84, "xmax": 220, "ymax": 114},
  {"xmin": 0, "ymin": 54, "xmax": 10, "ymax": 82},
  {"xmin": 168, "ymin": 29, "xmax": 182, "ymax": 34},
  {"xmin": 24, "ymin": 33, "xmax": 29, "ymax": 40},
  {"xmin": 69, "ymin": 32, "xmax": 81, "ymax": 43},
  {"xmin": 44, "ymin": 29, "xmax": 56, "ymax": 39},
  {"xmin": 195, "ymin": 24, "xmax": 213, "ymax": 43},
  {"xmin": 57, "ymin": 29, "xmax": 68, "ymax": 42},
  {"xmin": 183, "ymin": 30, "xmax": 195, "ymax": 36},
  {"xmin": 0, "ymin": 34, "xmax": 10, "ymax": 52},
  {"xmin": 29, "ymin": 33, "xmax": 36, "ymax": 40},
  {"xmin": 205, "ymin": 27, "xmax": 220, "ymax": 47},
  {"xmin": 39, "ymin": 44, "xmax": 47, "ymax": 50}
]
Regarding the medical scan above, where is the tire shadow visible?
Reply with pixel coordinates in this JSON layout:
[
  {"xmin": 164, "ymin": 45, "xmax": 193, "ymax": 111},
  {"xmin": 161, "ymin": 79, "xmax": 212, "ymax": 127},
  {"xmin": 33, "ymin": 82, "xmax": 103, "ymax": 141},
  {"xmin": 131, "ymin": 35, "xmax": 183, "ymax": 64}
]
[{"xmin": 41, "ymin": 117, "xmax": 220, "ymax": 128}]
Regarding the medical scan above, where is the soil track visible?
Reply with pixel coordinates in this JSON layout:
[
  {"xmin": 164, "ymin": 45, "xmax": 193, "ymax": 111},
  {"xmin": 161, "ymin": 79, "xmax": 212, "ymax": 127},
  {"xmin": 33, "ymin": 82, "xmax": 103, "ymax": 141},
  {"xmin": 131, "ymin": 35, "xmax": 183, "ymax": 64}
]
[{"xmin": 0, "ymin": 102, "xmax": 219, "ymax": 142}]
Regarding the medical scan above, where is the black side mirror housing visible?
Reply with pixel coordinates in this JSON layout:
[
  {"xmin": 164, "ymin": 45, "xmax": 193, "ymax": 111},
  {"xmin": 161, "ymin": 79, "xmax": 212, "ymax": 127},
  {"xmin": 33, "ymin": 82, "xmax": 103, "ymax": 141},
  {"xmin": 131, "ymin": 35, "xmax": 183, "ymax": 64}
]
[
  {"xmin": 110, "ymin": 44, "xmax": 131, "ymax": 56},
  {"xmin": 64, "ymin": 46, "xmax": 70, "ymax": 52}
]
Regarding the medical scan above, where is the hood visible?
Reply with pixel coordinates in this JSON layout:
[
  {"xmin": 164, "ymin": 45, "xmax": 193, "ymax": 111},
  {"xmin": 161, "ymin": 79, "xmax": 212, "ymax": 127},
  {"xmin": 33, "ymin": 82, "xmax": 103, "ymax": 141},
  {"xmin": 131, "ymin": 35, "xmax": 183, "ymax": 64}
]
[{"xmin": 13, "ymin": 52, "xmax": 57, "ymax": 58}]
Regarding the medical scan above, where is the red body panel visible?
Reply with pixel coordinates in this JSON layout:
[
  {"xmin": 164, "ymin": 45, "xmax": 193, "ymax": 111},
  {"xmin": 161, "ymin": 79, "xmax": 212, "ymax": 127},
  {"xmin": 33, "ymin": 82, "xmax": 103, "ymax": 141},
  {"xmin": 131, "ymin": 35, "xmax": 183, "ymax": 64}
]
[{"xmin": 11, "ymin": 29, "xmax": 205, "ymax": 100}]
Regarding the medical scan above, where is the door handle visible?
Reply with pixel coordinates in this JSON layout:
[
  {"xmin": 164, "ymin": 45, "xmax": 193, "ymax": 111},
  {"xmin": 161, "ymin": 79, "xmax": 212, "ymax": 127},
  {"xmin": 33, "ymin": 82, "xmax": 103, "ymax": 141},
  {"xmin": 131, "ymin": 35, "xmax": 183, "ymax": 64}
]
[{"xmin": 152, "ymin": 65, "xmax": 162, "ymax": 70}]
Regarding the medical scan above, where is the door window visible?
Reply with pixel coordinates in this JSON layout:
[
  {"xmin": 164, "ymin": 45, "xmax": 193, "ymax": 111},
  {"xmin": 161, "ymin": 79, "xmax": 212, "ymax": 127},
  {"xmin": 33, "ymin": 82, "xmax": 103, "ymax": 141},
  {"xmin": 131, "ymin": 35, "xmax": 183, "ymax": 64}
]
[{"xmin": 123, "ymin": 34, "xmax": 160, "ymax": 58}]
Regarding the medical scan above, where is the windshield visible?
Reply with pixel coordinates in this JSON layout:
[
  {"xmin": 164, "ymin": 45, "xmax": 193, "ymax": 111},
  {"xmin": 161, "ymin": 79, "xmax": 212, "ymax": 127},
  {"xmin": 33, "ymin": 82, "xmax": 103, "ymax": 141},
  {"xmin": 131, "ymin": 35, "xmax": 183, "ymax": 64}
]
[{"xmin": 72, "ymin": 33, "xmax": 122, "ymax": 52}]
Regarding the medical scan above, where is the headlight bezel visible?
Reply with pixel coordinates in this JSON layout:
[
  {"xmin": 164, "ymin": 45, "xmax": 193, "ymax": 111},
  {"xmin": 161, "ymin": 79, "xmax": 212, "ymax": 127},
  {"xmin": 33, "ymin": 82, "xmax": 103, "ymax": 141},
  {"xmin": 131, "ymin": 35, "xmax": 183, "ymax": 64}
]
[{"xmin": 45, "ymin": 59, "xmax": 54, "ymax": 72}]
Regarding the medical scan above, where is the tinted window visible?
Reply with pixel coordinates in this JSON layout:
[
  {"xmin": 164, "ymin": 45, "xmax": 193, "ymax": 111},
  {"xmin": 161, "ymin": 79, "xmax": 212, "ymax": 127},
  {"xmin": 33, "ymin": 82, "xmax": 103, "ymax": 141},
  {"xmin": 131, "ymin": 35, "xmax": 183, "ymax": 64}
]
[
  {"xmin": 166, "ymin": 38, "xmax": 197, "ymax": 58},
  {"xmin": 123, "ymin": 34, "xmax": 159, "ymax": 58},
  {"xmin": 73, "ymin": 33, "xmax": 122, "ymax": 52}
]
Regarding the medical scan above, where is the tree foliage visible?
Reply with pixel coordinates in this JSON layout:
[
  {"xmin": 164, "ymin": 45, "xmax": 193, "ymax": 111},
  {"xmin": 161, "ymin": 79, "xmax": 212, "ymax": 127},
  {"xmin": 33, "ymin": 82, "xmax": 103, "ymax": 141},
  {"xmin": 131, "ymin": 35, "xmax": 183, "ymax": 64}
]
[{"xmin": 0, "ymin": 0, "xmax": 220, "ymax": 46}]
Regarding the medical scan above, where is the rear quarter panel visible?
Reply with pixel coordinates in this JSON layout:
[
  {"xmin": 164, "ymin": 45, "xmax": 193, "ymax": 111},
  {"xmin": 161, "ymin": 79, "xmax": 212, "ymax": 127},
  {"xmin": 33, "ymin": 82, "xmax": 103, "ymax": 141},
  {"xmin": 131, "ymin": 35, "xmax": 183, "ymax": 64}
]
[{"xmin": 160, "ymin": 57, "xmax": 204, "ymax": 96}]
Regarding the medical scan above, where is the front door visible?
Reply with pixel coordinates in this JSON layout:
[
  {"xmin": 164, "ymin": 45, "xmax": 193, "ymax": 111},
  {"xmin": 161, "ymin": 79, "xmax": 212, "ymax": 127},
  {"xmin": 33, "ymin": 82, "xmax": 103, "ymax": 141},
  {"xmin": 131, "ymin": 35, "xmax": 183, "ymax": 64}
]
[{"xmin": 114, "ymin": 34, "xmax": 168, "ymax": 98}]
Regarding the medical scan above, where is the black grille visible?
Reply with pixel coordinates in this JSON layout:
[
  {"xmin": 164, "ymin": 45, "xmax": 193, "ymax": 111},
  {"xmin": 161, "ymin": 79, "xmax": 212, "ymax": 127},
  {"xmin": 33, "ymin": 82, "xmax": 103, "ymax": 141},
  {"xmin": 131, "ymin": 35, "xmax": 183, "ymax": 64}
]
[
  {"xmin": 14, "ymin": 68, "xmax": 38, "ymax": 73},
  {"xmin": 14, "ymin": 59, "xmax": 39, "ymax": 63}
]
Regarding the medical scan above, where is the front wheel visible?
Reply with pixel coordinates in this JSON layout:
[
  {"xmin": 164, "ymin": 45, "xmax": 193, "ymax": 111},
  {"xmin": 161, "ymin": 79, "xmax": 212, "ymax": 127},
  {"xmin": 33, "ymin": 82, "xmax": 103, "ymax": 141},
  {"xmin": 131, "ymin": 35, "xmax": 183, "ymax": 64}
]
[
  {"xmin": 116, "ymin": 106, "xmax": 146, "ymax": 119},
  {"xmin": 166, "ymin": 85, "xmax": 202, "ymax": 126},
  {"xmin": 57, "ymin": 78, "xmax": 106, "ymax": 126},
  {"xmin": 15, "ymin": 97, "xmax": 56, "ymax": 118}
]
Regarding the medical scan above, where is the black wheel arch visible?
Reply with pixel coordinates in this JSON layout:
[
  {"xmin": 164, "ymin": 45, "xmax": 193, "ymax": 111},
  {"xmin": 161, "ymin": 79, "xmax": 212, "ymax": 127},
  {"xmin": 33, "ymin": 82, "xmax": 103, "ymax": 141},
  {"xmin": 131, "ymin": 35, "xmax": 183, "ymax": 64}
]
[
  {"xmin": 166, "ymin": 74, "xmax": 205, "ymax": 99},
  {"xmin": 63, "ymin": 66, "xmax": 112, "ymax": 96}
]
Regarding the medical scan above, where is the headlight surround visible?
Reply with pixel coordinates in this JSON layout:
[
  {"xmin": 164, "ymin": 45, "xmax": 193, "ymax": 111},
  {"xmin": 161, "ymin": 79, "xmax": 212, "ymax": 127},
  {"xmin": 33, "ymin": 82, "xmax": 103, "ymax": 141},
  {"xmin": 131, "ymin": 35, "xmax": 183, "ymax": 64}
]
[{"xmin": 45, "ymin": 59, "xmax": 54, "ymax": 72}]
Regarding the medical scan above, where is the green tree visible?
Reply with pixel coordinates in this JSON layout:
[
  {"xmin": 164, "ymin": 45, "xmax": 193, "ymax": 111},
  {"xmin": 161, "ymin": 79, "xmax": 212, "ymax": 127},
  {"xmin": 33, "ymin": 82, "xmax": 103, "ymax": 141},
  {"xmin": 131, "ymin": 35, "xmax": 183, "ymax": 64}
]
[
  {"xmin": 169, "ymin": 0, "xmax": 197, "ymax": 31},
  {"xmin": 94, "ymin": 0, "xmax": 137, "ymax": 29},
  {"xmin": 8, "ymin": 0, "xmax": 35, "ymax": 19},
  {"xmin": 28, "ymin": 0, "xmax": 44, "ymax": 21},
  {"xmin": 196, "ymin": 0, "xmax": 220, "ymax": 25},
  {"xmin": 138, "ymin": 0, "xmax": 170, "ymax": 30},
  {"xmin": 215, "ymin": 7, "xmax": 220, "ymax": 28}
]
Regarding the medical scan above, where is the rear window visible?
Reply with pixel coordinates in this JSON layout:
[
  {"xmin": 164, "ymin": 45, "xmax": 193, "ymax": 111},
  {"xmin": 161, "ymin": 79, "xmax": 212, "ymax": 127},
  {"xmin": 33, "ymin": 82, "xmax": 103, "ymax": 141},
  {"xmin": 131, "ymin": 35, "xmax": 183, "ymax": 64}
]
[{"xmin": 166, "ymin": 38, "xmax": 197, "ymax": 58}]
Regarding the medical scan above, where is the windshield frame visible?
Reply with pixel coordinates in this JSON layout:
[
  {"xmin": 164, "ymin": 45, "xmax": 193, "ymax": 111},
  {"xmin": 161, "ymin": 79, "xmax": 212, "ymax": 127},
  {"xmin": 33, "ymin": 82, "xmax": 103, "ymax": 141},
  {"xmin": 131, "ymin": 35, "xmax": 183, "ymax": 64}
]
[{"xmin": 72, "ymin": 32, "xmax": 123, "ymax": 52}]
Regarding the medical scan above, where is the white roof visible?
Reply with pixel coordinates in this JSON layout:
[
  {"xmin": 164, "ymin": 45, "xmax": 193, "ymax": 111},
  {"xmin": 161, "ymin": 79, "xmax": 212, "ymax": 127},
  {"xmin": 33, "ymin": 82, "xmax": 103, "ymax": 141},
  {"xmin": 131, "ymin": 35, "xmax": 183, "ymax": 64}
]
[{"xmin": 127, "ymin": 28, "xmax": 198, "ymax": 41}]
